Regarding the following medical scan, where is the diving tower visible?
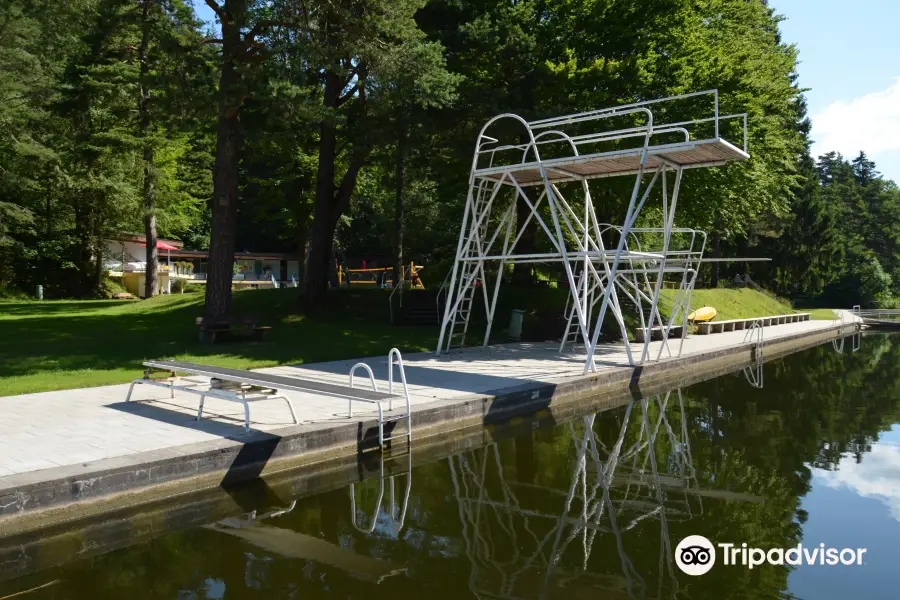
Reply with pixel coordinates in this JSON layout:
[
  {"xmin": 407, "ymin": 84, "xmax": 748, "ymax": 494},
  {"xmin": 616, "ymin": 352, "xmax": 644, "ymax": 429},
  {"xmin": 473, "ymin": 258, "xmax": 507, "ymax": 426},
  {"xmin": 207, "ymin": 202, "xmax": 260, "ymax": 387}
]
[{"xmin": 436, "ymin": 90, "xmax": 749, "ymax": 371}]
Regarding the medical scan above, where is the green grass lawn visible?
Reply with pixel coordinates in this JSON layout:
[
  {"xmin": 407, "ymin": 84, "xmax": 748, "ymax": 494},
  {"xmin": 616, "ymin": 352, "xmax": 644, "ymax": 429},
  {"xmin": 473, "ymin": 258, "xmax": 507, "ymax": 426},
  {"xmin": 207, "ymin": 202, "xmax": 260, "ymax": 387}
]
[
  {"xmin": 0, "ymin": 284, "xmax": 838, "ymax": 397},
  {"xmin": 803, "ymin": 307, "xmax": 839, "ymax": 320},
  {"xmin": 0, "ymin": 288, "xmax": 437, "ymax": 397}
]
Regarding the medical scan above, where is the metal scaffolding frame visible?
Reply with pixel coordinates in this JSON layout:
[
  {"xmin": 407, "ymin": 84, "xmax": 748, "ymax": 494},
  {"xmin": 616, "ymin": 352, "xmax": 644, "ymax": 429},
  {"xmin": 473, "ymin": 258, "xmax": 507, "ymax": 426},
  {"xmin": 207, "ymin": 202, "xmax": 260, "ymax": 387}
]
[
  {"xmin": 436, "ymin": 90, "xmax": 749, "ymax": 370},
  {"xmin": 449, "ymin": 390, "xmax": 702, "ymax": 600}
]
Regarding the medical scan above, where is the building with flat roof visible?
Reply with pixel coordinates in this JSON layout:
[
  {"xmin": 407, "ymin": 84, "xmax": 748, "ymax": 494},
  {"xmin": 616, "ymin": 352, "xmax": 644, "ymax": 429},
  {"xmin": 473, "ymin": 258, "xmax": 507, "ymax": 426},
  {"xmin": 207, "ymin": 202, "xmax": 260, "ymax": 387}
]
[{"xmin": 105, "ymin": 234, "xmax": 301, "ymax": 297}]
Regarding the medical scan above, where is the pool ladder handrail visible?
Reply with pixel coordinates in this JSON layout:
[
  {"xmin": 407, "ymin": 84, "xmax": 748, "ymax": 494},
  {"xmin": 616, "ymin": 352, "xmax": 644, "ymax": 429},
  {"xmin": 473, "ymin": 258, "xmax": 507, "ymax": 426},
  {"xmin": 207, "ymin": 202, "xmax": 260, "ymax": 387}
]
[{"xmin": 348, "ymin": 348, "xmax": 413, "ymax": 449}]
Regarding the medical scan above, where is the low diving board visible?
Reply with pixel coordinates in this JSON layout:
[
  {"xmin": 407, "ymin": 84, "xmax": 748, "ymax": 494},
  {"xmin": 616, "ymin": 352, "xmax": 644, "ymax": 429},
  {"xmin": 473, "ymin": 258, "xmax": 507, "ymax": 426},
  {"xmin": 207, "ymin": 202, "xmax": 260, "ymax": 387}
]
[{"xmin": 126, "ymin": 351, "xmax": 412, "ymax": 449}]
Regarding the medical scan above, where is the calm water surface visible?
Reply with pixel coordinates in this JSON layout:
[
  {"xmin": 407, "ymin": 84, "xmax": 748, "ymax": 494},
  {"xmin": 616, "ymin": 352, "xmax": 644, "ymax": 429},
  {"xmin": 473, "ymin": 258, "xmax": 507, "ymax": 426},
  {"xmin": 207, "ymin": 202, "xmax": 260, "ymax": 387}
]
[{"xmin": 2, "ymin": 333, "xmax": 900, "ymax": 599}]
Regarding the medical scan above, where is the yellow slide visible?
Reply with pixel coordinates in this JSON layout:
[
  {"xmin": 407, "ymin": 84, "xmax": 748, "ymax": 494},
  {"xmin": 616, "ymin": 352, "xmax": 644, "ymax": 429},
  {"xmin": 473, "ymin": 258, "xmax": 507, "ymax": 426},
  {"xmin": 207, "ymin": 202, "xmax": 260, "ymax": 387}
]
[{"xmin": 688, "ymin": 306, "xmax": 717, "ymax": 322}]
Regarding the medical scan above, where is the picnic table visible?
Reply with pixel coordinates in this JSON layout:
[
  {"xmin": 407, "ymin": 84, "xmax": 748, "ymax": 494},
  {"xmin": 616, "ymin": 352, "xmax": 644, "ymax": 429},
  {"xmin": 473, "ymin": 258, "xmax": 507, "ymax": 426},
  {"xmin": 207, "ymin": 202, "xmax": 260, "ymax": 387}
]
[{"xmin": 197, "ymin": 315, "xmax": 271, "ymax": 343}]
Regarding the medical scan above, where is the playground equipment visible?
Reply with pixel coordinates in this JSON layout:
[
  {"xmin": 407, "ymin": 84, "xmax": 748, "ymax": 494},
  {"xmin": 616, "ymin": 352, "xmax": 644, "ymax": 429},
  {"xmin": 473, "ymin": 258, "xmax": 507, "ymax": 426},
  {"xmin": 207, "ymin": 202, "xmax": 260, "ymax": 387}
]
[
  {"xmin": 340, "ymin": 261, "xmax": 425, "ymax": 290},
  {"xmin": 436, "ymin": 90, "xmax": 749, "ymax": 372}
]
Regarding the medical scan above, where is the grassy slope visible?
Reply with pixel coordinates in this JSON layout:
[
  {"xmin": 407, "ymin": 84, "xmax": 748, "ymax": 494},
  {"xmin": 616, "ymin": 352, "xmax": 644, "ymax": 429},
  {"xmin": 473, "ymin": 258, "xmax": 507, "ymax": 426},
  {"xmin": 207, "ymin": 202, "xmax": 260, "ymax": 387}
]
[
  {"xmin": 661, "ymin": 288, "xmax": 836, "ymax": 321},
  {"xmin": 0, "ymin": 289, "xmax": 436, "ymax": 396},
  {"xmin": 660, "ymin": 288, "xmax": 790, "ymax": 321}
]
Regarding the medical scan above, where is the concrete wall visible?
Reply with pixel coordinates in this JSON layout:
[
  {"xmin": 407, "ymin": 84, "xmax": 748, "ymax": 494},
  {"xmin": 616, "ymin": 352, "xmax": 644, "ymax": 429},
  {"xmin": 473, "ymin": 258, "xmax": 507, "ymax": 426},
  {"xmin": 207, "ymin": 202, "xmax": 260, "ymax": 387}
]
[{"xmin": 122, "ymin": 272, "xmax": 172, "ymax": 297}]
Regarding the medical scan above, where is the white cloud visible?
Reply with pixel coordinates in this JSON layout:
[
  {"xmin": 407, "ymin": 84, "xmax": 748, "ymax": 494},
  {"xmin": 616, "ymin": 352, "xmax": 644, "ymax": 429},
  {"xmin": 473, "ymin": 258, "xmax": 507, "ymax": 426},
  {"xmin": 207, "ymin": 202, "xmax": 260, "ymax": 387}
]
[
  {"xmin": 814, "ymin": 439, "xmax": 900, "ymax": 521},
  {"xmin": 812, "ymin": 78, "xmax": 900, "ymax": 158}
]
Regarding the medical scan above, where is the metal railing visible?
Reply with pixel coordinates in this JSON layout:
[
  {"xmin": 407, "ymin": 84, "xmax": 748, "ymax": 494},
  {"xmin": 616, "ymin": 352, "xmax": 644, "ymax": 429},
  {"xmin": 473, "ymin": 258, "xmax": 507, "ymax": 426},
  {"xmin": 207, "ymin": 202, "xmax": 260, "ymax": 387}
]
[
  {"xmin": 388, "ymin": 279, "xmax": 411, "ymax": 324},
  {"xmin": 347, "ymin": 348, "xmax": 413, "ymax": 449}
]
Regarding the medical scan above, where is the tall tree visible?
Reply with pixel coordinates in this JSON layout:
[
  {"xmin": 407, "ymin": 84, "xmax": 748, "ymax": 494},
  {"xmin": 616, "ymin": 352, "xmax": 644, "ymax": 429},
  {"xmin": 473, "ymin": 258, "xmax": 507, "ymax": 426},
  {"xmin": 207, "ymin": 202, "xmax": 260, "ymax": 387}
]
[
  {"xmin": 132, "ymin": 0, "xmax": 209, "ymax": 297},
  {"xmin": 303, "ymin": 0, "xmax": 457, "ymax": 309},
  {"xmin": 201, "ymin": 0, "xmax": 306, "ymax": 319},
  {"xmin": 138, "ymin": 0, "xmax": 159, "ymax": 297}
]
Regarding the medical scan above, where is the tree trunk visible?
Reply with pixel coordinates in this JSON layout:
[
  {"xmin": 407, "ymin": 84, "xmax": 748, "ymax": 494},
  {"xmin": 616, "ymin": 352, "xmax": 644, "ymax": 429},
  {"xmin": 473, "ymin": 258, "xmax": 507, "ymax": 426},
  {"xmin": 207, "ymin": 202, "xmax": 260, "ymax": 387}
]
[
  {"xmin": 294, "ymin": 204, "xmax": 310, "ymax": 292},
  {"xmin": 94, "ymin": 236, "xmax": 104, "ymax": 290},
  {"xmin": 139, "ymin": 0, "xmax": 158, "ymax": 299},
  {"xmin": 392, "ymin": 120, "xmax": 406, "ymax": 286},
  {"xmin": 93, "ymin": 212, "xmax": 104, "ymax": 294},
  {"xmin": 204, "ymin": 8, "xmax": 244, "ymax": 321},
  {"xmin": 306, "ymin": 68, "xmax": 368, "ymax": 310},
  {"xmin": 73, "ymin": 197, "xmax": 94, "ymax": 296},
  {"xmin": 306, "ymin": 72, "xmax": 341, "ymax": 309}
]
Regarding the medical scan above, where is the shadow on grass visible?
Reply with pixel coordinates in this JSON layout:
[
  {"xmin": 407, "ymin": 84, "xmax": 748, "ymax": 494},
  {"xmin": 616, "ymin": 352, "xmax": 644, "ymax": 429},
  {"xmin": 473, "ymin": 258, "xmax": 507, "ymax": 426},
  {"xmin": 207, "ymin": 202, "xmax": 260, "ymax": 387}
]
[
  {"xmin": 0, "ymin": 299, "xmax": 136, "ymax": 318},
  {"xmin": 0, "ymin": 288, "xmax": 438, "ymax": 390}
]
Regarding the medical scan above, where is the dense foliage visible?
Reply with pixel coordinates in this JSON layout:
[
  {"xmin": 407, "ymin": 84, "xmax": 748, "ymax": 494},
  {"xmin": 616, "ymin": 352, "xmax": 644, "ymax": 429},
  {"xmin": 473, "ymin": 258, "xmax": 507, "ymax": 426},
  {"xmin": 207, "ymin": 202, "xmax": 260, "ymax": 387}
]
[{"xmin": 1, "ymin": 0, "xmax": 898, "ymax": 307}]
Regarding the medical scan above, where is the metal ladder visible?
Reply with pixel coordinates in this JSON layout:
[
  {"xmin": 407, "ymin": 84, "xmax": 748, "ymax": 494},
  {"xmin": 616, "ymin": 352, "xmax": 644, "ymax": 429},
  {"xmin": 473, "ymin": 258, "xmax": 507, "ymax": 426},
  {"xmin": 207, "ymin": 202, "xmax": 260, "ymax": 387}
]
[
  {"xmin": 348, "ymin": 348, "xmax": 413, "ymax": 450},
  {"xmin": 442, "ymin": 182, "xmax": 493, "ymax": 352},
  {"xmin": 559, "ymin": 268, "xmax": 603, "ymax": 351}
]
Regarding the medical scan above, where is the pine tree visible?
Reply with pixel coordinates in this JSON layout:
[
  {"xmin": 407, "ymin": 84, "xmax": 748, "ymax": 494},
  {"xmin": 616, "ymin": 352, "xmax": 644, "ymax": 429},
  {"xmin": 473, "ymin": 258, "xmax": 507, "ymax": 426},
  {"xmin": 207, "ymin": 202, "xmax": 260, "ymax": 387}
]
[{"xmin": 303, "ymin": 0, "xmax": 457, "ymax": 309}]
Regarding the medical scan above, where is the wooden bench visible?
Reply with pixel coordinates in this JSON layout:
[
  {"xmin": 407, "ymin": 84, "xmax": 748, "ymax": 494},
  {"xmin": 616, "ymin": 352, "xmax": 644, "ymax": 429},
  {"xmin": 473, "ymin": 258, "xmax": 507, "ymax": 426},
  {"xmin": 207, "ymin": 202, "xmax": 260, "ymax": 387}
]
[
  {"xmin": 197, "ymin": 316, "xmax": 271, "ymax": 343},
  {"xmin": 696, "ymin": 313, "xmax": 810, "ymax": 335}
]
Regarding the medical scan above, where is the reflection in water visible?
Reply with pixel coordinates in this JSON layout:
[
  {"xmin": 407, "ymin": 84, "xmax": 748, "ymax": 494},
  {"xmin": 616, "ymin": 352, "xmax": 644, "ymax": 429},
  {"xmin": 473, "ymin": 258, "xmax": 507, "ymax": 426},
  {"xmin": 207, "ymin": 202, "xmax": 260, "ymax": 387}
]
[
  {"xmin": 448, "ymin": 392, "xmax": 696, "ymax": 600},
  {"xmin": 351, "ymin": 454, "xmax": 412, "ymax": 535},
  {"xmin": 1, "ymin": 333, "xmax": 900, "ymax": 600},
  {"xmin": 832, "ymin": 331, "xmax": 861, "ymax": 353},
  {"xmin": 813, "ymin": 427, "xmax": 900, "ymax": 521},
  {"xmin": 207, "ymin": 499, "xmax": 406, "ymax": 584},
  {"xmin": 742, "ymin": 321, "xmax": 764, "ymax": 388}
]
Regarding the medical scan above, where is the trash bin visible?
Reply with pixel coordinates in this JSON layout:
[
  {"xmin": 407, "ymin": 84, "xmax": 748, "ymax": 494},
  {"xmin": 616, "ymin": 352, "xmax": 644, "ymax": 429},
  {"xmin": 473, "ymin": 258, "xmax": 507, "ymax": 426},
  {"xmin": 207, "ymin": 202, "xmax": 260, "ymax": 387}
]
[
  {"xmin": 35, "ymin": 285, "xmax": 43, "ymax": 300},
  {"xmin": 509, "ymin": 309, "xmax": 525, "ymax": 341}
]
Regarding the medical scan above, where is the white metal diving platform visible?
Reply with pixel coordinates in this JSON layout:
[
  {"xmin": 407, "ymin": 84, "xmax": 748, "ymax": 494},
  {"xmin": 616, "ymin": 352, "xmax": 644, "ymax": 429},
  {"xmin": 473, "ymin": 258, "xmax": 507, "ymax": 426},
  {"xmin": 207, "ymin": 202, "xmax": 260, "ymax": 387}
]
[{"xmin": 437, "ymin": 90, "xmax": 749, "ymax": 371}]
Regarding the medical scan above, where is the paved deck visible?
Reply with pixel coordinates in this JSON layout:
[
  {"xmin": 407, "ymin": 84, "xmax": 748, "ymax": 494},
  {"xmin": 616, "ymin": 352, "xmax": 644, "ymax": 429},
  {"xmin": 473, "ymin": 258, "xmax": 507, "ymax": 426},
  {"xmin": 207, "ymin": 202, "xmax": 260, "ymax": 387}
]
[{"xmin": 0, "ymin": 315, "xmax": 854, "ymax": 479}]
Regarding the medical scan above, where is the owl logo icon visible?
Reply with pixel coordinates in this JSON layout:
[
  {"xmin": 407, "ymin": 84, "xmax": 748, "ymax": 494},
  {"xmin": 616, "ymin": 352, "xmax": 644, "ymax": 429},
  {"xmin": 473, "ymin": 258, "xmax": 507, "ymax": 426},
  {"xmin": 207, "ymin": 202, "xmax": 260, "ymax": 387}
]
[{"xmin": 676, "ymin": 535, "xmax": 716, "ymax": 575}]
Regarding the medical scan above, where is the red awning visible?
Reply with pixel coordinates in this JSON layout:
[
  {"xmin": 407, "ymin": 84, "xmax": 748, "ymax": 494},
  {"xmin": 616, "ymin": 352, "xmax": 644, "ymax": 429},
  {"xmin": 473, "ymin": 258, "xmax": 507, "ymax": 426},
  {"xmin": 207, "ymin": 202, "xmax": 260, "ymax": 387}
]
[{"xmin": 140, "ymin": 241, "xmax": 180, "ymax": 251}]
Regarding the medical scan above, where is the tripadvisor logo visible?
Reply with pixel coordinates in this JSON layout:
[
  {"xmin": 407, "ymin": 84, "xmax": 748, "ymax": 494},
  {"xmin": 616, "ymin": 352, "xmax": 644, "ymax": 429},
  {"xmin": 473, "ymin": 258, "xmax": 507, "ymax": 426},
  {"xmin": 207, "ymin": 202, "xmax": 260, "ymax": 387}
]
[
  {"xmin": 675, "ymin": 535, "xmax": 867, "ymax": 576},
  {"xmin": 676, "ymin": 535, "xmax": 716, "ymax": 576}
]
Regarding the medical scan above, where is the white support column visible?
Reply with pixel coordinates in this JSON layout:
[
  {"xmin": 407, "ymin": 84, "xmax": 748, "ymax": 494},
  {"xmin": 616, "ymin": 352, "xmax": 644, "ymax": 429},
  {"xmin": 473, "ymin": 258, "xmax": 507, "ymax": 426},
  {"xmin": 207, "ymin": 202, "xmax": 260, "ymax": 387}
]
[
  {"xmin": 583, "ymin": 162, "xmax": 661, "ymax": 372},
  {"xmin": 483, "ymin": 198, "xmax": 518, "ymax": 346},
  {"xmin": 642, "ymin": 167, "xmax": 683, "ymax": 363}
]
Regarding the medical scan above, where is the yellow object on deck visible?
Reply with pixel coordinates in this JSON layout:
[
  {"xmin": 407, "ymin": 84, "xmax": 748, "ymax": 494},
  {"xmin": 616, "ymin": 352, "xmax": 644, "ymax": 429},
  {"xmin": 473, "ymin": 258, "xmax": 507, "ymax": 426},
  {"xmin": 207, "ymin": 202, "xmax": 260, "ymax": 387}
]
[{"xmin": 688, "ymin": 306, "xmax": 717, "ymax": 322}]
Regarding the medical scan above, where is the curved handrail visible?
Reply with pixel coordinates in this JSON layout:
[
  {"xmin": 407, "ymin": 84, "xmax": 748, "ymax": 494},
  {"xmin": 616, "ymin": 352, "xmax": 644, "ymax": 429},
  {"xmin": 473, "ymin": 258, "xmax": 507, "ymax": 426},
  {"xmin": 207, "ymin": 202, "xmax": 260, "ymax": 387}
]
[
  {"xmin": 388, "ymin": 347, "xmax": 409, "ymax": 417},
  {"xmin": 348, "ymin": 362, "xmax": 378, "ymax": 418},
  {"xmin": 388, "ymin": 279, "xmax": 410, "ymax": 324}
]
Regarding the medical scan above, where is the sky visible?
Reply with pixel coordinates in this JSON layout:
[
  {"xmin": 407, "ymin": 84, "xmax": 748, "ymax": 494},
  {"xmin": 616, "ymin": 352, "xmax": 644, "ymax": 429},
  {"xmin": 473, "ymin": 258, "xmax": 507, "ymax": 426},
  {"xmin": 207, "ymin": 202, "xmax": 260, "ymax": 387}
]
[
  {"xmin": 773, "ymin": 0, "xmax": 900, "ymax": 182},
  {"xmin": 192, "ymin": 1, "xmax": 900, "ymax": 182}
]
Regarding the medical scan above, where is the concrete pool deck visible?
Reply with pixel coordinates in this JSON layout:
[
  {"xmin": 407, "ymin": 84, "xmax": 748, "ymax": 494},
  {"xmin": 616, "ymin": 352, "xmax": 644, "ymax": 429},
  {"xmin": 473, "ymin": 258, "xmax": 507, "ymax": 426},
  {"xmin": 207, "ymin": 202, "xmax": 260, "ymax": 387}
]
[{"xmin": 0, "ymin": 314, "xmax": 861, "ymax": 525}]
